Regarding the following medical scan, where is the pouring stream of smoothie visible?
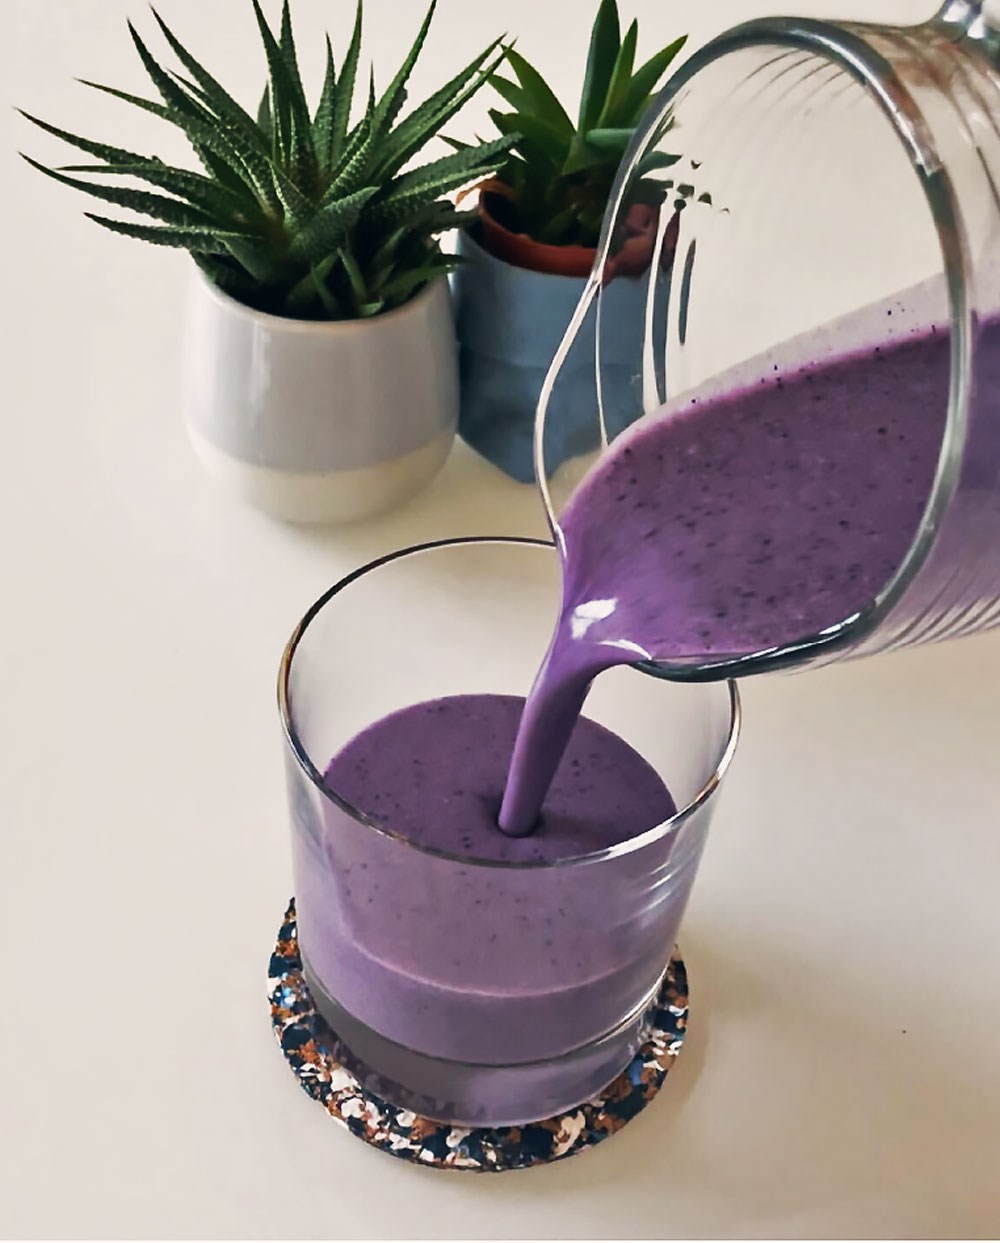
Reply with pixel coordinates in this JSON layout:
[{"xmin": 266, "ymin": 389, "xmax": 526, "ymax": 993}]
[{"xmin": 498, "ymin": 306, "xmax": 957, "ymax": 835}]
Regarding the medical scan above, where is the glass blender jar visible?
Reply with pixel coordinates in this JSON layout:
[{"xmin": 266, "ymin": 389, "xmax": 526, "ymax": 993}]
[{"xmin": 538, "ymin": 0, "xmax": 1000, "ymax": 679}]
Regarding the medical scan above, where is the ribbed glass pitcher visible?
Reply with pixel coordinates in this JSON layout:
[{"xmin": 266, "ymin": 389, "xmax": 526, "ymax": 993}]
[{"xmin": 538, "ymin": 0, "xmax": 1000, "ymax": 679}]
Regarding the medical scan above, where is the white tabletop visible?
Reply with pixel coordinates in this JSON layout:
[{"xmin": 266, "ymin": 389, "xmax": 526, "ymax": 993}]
[{"xmin": 4, "ymin": 0, "xmax": 1000, "ymax": 1238}]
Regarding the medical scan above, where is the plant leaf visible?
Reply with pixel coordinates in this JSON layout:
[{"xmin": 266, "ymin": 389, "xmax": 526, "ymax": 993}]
[
  {"xmin": 421, "ymin": 201, "xmax": 475, "ymax": 232},
  {"xmin": 249, "ymin": 0, "xmax": 315, "ymax": 183},
  {"xmin": 366, "ymin": 201, "xmax": 448, "ymax": 286},
  {"xmin": 257, "ymin": 86, "xmax": 273, "ymax": 146},
  {"xmin": 371, "ymin": 156, "xmax": 512, "ymax": 231},
  {"xmin": 618, "ymin": 35, "xmax": 686, "ymax": 124},
  {"xmin": 221, "ymin": 235, "xmax": 289, "ymax": 284},
  {"xmin": 278, "ymin": 0, "xmax": 319, "ymax": 190},
  {"xmin": 561, "ymin": 134, "xmax": 605, "ymax": 176},
  {"xmin": 371, "ymin": 0, "xmax": 437, "ymax": 142},
  {"xmin": 582, "ymin": 126, "xmax": 633, "ymax": 152},
  {"xmin": 598, "ymin": 18, "xmax": 637, "ymax": 126},
  {"xmin": 193, "ymin": 251, "xmax": 260, "ymax": 302},
  {"xmin": 17, "ymin": 109, "xmax": 154, "ymax": 166},
  {"xmin": 377, "ymin": 259, "xmax": 450, "ymax": 306},
  {"xmin": 384, "ymin": 134, "xmax": 515, "ymax": 202},
  {"xmin": 148, "ymin": 9, "xmax": 267, "ymax": 152},
  {"xmin": 271, "ymin": 162, "xmax": 316, "ymax": 228},
  {"xmin": 286, "ymin": 254, "xmax": 343, "ymax": 318},
  {"xmin": 57, "ymin": 160, "xmax": 253, "ymax": 219},
  {"xmin": 536, "ymin": 204, "xmax": 578, "ymax": 245},
  {"xmin": 489, "ymin": 75, "xmax": 530, "ymax": 113},
  {"xmin": 332, "ymin": 0, "xmax": 364, "ymax": 166},
  {"xmin": 123, "ymin": 22, "xmax": 252, "ymax": 198},
  {"xmin": 289, "ymin": 276, "xmax": 341, "ymax": 317},
  {"xmin": 21, "ymin": 154, "xmax": 218, "ymax": 227},
  {"xmin": 169, "ymin": 70, "xmax": 211, "ymax": 106},
  {"xmin": 291, "ymin": 184, "xmax": 377, "ymax": 265},
  {"xmin": 579, "ymin": 0, "xmax": 620, "ymax": 132},
  {"xmin": 84, "ymin": 212, "xmax": 236, "ymax": 251},
  {"xmin": 79, "ymin": 79, "xmax": 281, "ymax": 213},
  {"xmin": 491, "ymin": 108, "xmax": 562, "ymax": 165},
  {"xmin": 339, "ymin": 241, "xmax": 369, "ymax": 311},
  {"xmin": 126, "ymin": 17, "xmax": 248, "ymax": 190},
  {"xmin": 369, "ymin": 188, "xmax": 448, "ymax": 231},
  {"xmin": 279, "ymin": 0, "xmax": 306, "ymax": 103},
  {"xmin": 365, "ymin": 235, "xmax": 407, "ymax": 290},
  {"xmin": 506, "ymin": 48, "xmax": 573, "ymax": 137},
  {"xmin": 127, "ymin": 20, "xmax": 208, "ymax": 122},
  {"xmin": 375, "ymin": 41, "xmax": 505, "ymax": 179},
  {"xmin": 368, "ymin": 199, "xmax": 466, "ymax": 289},
  {"xmin": 324, "ymin": 129, "xmax": 375, "ymax": 202},
  {"xmin": 324, "ymin": 73, "xmax": 377, "ymax": 199},
  {"xmin": 313, "ymin": 35, "xmax": 338, "ymax": 173}
]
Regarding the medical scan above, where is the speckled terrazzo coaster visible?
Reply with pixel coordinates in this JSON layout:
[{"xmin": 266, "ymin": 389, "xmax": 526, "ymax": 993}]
[{"xmin": 268, "ymin": 899, "xmax": 689, "ymax": 1172}]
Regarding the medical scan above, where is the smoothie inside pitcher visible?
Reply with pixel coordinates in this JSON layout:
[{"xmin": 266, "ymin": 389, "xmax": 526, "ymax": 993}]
[
  {"xmin": 497, "ymin": 30, "xmax": 990, "ymax": 834},
  {"xmin": 499, "ymin": 275, "xmax": 959, "ymax": 833}
]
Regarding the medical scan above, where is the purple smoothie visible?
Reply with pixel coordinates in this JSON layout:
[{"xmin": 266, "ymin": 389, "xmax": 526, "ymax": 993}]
[
  {"xmin": 322, "ymin": 694, "xmax": 675, "ymax": 863},
  {"xmin": 293, "ymin": 694, "xmax": 680, "ymax": 1074},
  {"xmin": 293, "ymin": 691, "xmax": 694, "ymax": 1121},
  {"xmin": 500, "ymin": 317, "xmax": 955, "ymax": 833},
  {"xmin": 294, "ymin": 280, "xmax": 996, "ymax": 1118}
]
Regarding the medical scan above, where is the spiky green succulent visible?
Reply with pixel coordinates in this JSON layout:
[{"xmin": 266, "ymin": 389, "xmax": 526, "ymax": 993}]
[
  {"xmin": 486, "ymin": 0, "xmax": 700, "ymax": 249},
  {"xmin": 20, "ymin": 0, "xmax": 515, "ymax": 320}
]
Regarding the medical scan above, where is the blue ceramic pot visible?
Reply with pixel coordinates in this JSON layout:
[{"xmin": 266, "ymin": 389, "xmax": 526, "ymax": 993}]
[{"xmin": 454, "ymin": 231, "xmax": 668, "ymax": 485}]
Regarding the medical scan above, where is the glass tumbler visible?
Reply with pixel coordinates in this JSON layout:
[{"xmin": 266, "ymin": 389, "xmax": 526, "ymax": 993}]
[
  {"xmin": 278, "ymin": 538, "xmax": 739, "ymax": 1127},
  {"xmin": 538, "ymin": 0, "xmax": 1000, "ymax": 681}
]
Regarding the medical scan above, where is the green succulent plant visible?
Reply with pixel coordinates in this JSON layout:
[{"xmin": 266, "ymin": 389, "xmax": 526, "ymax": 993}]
[
  {"xmin": 485, "ymin": 0, "xmax": 700, "ymax": 249},
  {"xmin": 20, "ymin": 0, "xmax": 515, "ymax": 320}
]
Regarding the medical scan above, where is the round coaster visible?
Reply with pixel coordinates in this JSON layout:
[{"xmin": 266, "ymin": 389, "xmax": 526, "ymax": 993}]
[{"xmin": 268, "ymin": 899, "xmax": 689, "ymax": 1173}]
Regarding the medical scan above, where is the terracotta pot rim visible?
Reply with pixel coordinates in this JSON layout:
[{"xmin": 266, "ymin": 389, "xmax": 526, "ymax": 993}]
[
  {"xmin": 464, "ymin": 229, "xmax": 599, "ymax": 282},
  {"xmin": 475, "ymin": 189, "xmax": 598, "ymax": 278}
]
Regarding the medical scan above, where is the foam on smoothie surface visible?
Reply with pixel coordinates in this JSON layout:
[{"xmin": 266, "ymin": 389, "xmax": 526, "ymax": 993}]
[{"xmin": 323, "ymin": 694, "xmax": 675, "ymax": 863}]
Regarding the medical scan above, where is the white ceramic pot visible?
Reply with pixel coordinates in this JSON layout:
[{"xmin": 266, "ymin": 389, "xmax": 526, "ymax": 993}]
[{"xmin": 182, "ymin": 272, "xmax": 459, "ymax": 524}]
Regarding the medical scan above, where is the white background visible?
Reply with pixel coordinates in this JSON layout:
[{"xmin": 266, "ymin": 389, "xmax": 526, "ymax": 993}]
[{"xmin": 3, "ymin": 1, "xmax": 1000, "ymax": 1238}]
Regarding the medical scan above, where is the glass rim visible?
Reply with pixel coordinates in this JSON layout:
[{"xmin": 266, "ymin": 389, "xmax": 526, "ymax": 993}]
[
  {"xmin": 537, "ymin": 12, "xmax": 972, "ymax": 682},
  {"xmin": 277, "ymin": 536, "xmax": 742, "ymax": 871}
]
